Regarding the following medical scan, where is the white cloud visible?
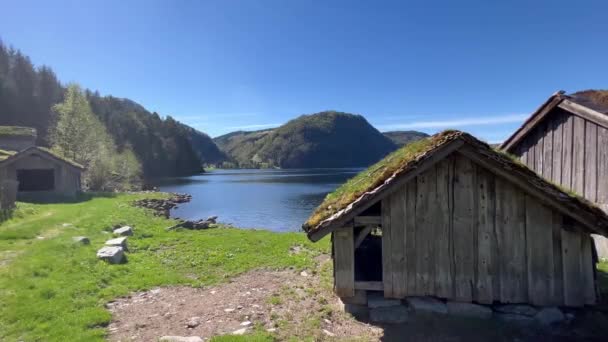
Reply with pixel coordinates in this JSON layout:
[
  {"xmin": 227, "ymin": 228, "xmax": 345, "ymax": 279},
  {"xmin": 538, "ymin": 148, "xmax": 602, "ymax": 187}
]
[{"xmin": 377, "ymin": 114, "xmax": 527, "ymax": 130}]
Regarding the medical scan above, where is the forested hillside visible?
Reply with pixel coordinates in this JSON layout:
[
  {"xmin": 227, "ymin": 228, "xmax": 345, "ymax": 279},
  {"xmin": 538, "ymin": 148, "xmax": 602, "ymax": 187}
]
[
  {"xmin": 215, "ymin": 111, "xmax": 398, "ymax": 168},
  {"xmin": 0, "ymin": 40, "xmax": 211, "ymax": 178},
  {"xmin": 383, "ymin": 130, "xmax": 429, "ymax": 146}
]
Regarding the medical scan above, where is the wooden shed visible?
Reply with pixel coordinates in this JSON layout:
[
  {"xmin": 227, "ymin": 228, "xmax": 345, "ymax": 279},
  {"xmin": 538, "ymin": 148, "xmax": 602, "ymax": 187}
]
[
  {"xmin": 303, "ymin": 130, "xmax": 608, "ymax": 307},
  {"xmin": 0, "ymin": 146, "xmax": 84, "ymax": 197},
  {"xmin": 500, "ymin": 90, "xmax": 608, "ymax": 258}
]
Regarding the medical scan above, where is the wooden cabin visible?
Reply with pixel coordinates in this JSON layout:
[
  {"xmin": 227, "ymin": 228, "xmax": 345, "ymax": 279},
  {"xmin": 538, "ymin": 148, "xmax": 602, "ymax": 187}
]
[
  {"xmin": 500, "ymin": 90, "xmax": 608, "ymax": 259},
  {"xmin": 0, "ymin": 146, "xmax": 84, "ymax": 198},
  {"xmin": 304, "ymin": 131, "xmax": 608, "ymax": 307}
]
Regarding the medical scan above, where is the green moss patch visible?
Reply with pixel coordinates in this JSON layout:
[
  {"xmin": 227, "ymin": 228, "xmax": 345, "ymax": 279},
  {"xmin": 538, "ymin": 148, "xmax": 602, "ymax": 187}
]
[{"xmin": 0, "ymin": 126, "xmax": 36, "ymax": 137}]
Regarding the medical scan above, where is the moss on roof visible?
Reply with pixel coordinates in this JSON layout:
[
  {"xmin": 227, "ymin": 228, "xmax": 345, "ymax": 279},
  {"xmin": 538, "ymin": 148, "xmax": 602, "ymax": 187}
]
[
  {"xmin": 304, "ymin": 130, "xmax": 608, "ymax": 239},
  {"xmin": 0, "ymin": 126, "xmax": 37, "ymax": 137},
  {"xmin": 0, "ymin": 149, "xmax": 16, "ymax": 161},
  {"xmin": 304, "ymin": 130, "xmax": 459, "ymax": 231},
  {"xmin": 570, "ymin": 89, "xmax": 608, "ymax": 113}
]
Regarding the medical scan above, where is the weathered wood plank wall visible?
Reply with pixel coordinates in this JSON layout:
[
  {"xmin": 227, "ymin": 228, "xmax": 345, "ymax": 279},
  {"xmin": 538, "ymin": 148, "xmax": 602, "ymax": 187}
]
[{"xmin": 380, "ymin": 153, "xmax": 595, "ymax": 306}]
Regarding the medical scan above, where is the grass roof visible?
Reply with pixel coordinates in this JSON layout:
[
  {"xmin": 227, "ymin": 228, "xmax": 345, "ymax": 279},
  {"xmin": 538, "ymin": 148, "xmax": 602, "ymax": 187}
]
[
  {"xmin": 304, "ymin": 130, "xmax": 608, "ymax": 239},
  {"xmin": 304, "ymin": 131, "xmax": 456, "ymax": 231},
  {"xmin": 0, "ymin": 149, "xmax": 16, "ymax": 161},
  {"xmin": 0, "ymin": 126, "xmax": 37, "ymax": 137}
]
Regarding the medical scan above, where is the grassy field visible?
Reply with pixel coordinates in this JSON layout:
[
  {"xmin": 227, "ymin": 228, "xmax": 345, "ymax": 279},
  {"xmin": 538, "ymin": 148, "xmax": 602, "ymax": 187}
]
[{"xmin": 0, "ymin": 193, "xmax": 329, "ymax": 341}]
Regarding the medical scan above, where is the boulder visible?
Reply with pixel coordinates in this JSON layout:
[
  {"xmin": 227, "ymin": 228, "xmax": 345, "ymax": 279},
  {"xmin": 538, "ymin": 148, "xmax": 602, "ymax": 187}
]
[
  {"xmin": 535, "ymin": 307, "xmax": 565, "ymax": 326},
  {"xmin": 369, "ymin": 305, "xmax": 409, "ymax": 324},
  {"xmin": 405, "ymin": 297, "xmax": 447, "ymax": 314},
  {"xmin": 206, "ymin": 216, "xmax": 218, "ymax": 224},
  {"xmin": 232, "ymin": 327, "xmax": 248, "ymax": 335},
  {"xmin": 105, "ymin": 237, "xmax": 128, "ymax": 250},
  {"xmin": 367, "ymin": 292, "xmax": 402, "ymax": 308},
  {"xmin": 97, "ymin": 246, "xmax": 125, "ymax": 264},
  {"xmin": 446, "ymin": 301, "xmax": 492, "ymax": 319},
  {"xmin": 494, "ymin": 304, "xmax": 537, "ymax": 317},
  {"xmin": 113, "ymin": 226, "xmax": 133, "ymax": 236},
  {"xmin": 186, "ymin": 316, "xmax": 201, "ymax": 328},
  {"xmin": 159, "ymin": 337, "xmax": 203, "ymax": 342},
  {"xmin": 72, "ymin": 236, "xmax": 90, "ymax": 245}
]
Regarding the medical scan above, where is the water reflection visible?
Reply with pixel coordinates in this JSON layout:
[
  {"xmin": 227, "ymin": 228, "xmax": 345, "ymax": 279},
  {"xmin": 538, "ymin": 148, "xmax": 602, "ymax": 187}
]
[{"xmin": 155, "ymin": 168, "xmax": 360, "ymax": 232}]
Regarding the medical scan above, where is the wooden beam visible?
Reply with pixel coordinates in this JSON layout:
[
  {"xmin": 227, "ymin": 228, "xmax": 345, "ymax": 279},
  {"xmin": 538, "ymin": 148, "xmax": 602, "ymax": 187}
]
[
  {"xmin": 354, "ymin": 281, "xmax": 384, "ymax": 291},
  {"xmin": 308, "ymin": 140, "xmax": 465, "ymax": 241},
  {"xmin": 354, "ymin": 216, "xmax": 381, "ymax": 226},
  {"xmin": 457, "ymin": 147, "xmax": 604, "ymax": 236},
  {"xmin": 559, "ymin": 100, "xmax": 608, "ymax": 130},
  {"xmin": 354, "ymin": 225, "xmax": 373, "ymax": 249}
]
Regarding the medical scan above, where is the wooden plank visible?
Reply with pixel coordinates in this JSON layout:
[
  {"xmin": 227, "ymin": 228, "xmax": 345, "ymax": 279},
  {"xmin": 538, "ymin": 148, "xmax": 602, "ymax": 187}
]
[
  {"xmin": 415, "ymin": 167, "xmax": 435, "ymax": 296},
  {"xmin": 381, "ymin": 198, "xmax": 393, "ymax": 297},
  {"xmin": 495, "ymin": 178, "xmax": 527, "ymax": 303},
  {"xmin": 552, "ymin": 112, "xmax": 564, "ymax": 184},
  {"xmin": 580, "ymin": 233, "xmax": 596, "ymax": 305},
  {"xmin": 475, "ymin": 167, "xmax": 495, "ymax": 304},
  {"xmin": 525, "ymin": 196, "xmax": 554, "ymax": 306},
  {"xmin": 333, "ymin": 228, "xmax": 355, "ymax": 297},
  {"xmin": 435, "ymin": 158, "xmax": 453, "ymax": 299},
  {"xmin": 562, "ymin": 114, "xmax": 574, "ymax": 189},
  {"xmin": 389, "ymin": 188, "xmax": 407, "ymax": 297},
  {"xmin": 598, "ymin": 126, "xmax": 608, "ymax": 211},
  {"xmin": 535, "ymin": 124, "xmax": 544, "ymax": 175},
  {"xmin": 559, "ymin": 100, "xmax": 608, "ymax": 130},
  {"xmin": 528, "ymin": 129, "xmax": 536, "ymax": 172},
  {"xmin": 572, "ymin": 116, "xmax": 586, "ymax": 195},
  {"xmin": 354, "ymin": 225, "xmax": 372, "ymax": 249},
  {"xmin": 584, "ymin": 121, "xmax": 598, "ymax": 202},
  {"xmin": 543, "ymin": 121, "xmax": 553, "ymax": 179},
  {"xmin": 452, "ymin": 155, "xmax": 476, "ymax": 302},
  {"xmin": 551, "ymin": 212, "xmax": 564, "ymax": 305},
  {"xmin": 561, "ymin": 228, "xmax": 584, "ymax": 307},
  {"xmin": 308, "ymin": 140, "xmax": 465, "ymax": 242},
  {"xmin": 405, "ymin": 180, "xmax": 418, "ymax": 295},
  {"xmin": 354, "ymin": 216, "xmax": 381, "ymax": 226},
  {"xmin": 354, "ymin": 281, "xmax": 384, "ymax": 291}
]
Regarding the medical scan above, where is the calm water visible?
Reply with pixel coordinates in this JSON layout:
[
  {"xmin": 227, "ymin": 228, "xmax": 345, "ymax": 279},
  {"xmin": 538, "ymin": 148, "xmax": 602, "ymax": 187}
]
[{"xmin": 155, "ymin": 168, "xmax": 361, "ymax": 232}]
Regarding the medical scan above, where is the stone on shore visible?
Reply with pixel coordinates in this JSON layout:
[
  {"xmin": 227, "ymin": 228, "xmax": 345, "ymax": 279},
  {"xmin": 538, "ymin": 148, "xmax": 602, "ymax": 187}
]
[
  {"xmin": 72, "ymin": 236, "xmax": 90, "ymax": 245},
  {"xmin": 535, "ymin": 307, "xmax": 565, "ymax": 325},
  {"xmin": 113, "ymin": 226, "xmax": 133, "ymax": 236},
  {"xmin": 446, "ymin": 301, "xmax": 492, "ymax": 319},
  {"xmin": 105, "ymin": 237, "xmax": 128, "ymax": 250},
  {"xmin": 159, "ymin": 336, "xmax": 203, "ymax": 342},
  {"xmin": 232, "ymin": 327, "xmax": 248, "ymax": 335},
  {"xmin": 405, "ymin": 297, "xmax": 447, "ymax": 314},
  {"xmin": 96, "ymin": 246, "xmax": 125, "ymax": 264}
]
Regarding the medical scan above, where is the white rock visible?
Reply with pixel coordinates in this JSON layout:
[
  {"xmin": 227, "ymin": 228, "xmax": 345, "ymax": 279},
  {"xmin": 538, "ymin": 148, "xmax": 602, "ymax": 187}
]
[
  {"xmin": 72, "ymin": 236, "xmax": 90, "ymax": 245},
  {"xmin": 159, "ymin": 336, "xmax": 203, "ymax": 342},
  {"xmin": 322, "ymin": 329, "xmax": 336, "ymax": 337},
  {"xmin": 105, "ymin": 237, "xmax": 128, "ymax": 249},
  {"xmin": 266, "ymin": 328, "xmax": 277, "ymax": 332},
  {"xmin": 240, "ymin": 321, "xmax": 253, "ymax": 327},
  {"xmin": 186, "ymin": 316, "xmax": 201, "ymax": 328},
  {"xmin": 405, "ymin": 297, "xmax": 447, "ymax": 314},
  {"xmin": 232, "ymin": 328, "xmax": 248, "ymax": 335},
  {"xmin": 113, "ymin": 226, "xmax": 133, "ymax": 236},
  {"xmin": 97, "ymin": 246, "xmax": 125, "ymax": 264},
  {"xmin": 224, "ymin": 308, "xmax": 235, "ymax": 313},
  {"xmin": 300, "ymin": 271, "xmax": 309, "ymax": 277}
]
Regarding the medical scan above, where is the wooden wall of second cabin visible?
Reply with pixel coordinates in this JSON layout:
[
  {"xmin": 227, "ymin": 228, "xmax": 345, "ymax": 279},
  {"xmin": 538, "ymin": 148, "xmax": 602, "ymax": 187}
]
[
  {"xmin": 512, "ymin": 108, "xmax": 608, "ymax": 212},
  {"xmin": 380, "ymin": 153, "xmax": 596, "ymax": 307}
]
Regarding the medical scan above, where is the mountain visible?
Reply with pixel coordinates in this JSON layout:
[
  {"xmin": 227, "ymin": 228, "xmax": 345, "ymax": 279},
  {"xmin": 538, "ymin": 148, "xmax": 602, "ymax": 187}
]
[
  {"xmin": 214, "ymin": 111, "xmax": 397, "ymax": 168},
  {"xmin": 383, "ymin": 130, "xmax": 429, "ymax": 146},
  {"xmin": 0, "ymin": 39, "xmax": 209, "ymax": 178}
]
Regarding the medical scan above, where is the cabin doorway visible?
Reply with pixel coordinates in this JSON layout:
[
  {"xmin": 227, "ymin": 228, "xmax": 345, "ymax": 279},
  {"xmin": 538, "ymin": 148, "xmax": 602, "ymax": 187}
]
[
  {"xmin": 354, "ymin": 227, "xmax": 383, "ymax": 282},
  {"xmin": 17, "ymin": 169, "xmax": 55, "ymax": 191}
]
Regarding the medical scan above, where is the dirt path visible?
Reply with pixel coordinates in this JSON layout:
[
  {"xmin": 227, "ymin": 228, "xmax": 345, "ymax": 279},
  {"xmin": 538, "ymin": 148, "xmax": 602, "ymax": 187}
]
[{"xmin": 107, "ymin": 259, "xmax": 381, "ymax": 341}]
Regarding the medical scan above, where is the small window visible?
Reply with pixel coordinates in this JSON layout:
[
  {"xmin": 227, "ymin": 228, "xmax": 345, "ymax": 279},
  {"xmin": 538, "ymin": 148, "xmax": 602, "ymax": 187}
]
[{"xmin": 17, "ymin": 169, "xmax": 55, "ymax": 191}]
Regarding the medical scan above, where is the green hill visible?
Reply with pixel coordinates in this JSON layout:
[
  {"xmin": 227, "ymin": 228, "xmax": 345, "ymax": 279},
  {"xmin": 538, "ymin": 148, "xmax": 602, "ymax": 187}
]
[
  {"xmin": 383, "ymin": 130, "xmax": 429, "ymax": 146},
  {"xmin": 214, "ymin": 111, "xmax": 398, "ymax": 168}
]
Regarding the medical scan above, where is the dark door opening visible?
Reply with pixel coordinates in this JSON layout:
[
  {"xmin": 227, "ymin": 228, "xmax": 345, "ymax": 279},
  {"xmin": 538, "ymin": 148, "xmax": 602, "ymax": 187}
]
[
  {"xmin": 17, "ymin": 169, "xmax": 55, "ymax": 191},
  {"xmin": 354, "ymin": 229, "xmax": 383, "ymax": 282}
]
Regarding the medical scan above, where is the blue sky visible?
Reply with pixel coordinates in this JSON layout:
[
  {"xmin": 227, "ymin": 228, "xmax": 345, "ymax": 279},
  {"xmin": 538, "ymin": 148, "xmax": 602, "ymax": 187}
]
[{"xmin": 1, "ymin": 0, "xmax": 607, "ymax": 142}]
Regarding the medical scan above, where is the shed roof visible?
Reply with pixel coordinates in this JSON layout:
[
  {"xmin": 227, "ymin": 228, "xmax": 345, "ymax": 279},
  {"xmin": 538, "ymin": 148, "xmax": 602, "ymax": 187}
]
[
  {"xmin": 0, "ymin": 126, "xmax": 37, "ymax": 137},
  {"xmin": 0, "ymin": 146, "xmax": 85, "ymax": 171},
  {"xmin": 500, "ymin": 90, "xmax": 608, "ymax": 151},
  {"xmin": 304, "ymin": 130, "xmax": 608, "ymax": 241}
]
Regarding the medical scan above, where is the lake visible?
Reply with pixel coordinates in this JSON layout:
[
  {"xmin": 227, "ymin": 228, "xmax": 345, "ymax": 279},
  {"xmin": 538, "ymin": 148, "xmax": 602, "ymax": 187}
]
[{"xmin": 155, "ymin": 168, "xmax": 361, "ymax": 232}]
